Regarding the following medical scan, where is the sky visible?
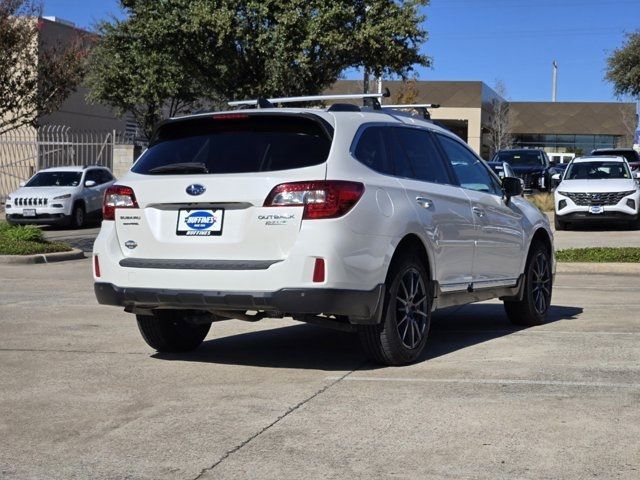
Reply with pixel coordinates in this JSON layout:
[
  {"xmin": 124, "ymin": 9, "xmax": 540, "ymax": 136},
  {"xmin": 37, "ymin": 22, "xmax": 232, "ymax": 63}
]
[{"xmin": 43, "ymin": 0, "xmax": 639, "ymax": 103}]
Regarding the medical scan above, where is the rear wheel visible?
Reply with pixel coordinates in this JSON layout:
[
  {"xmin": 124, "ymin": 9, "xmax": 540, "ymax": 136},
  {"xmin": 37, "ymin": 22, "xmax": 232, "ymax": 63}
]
[
  {"xmin": 136, "ymin": 310, "xmax": 211, "ymax": 353},
  {"xmin": 504, "ymin": 242, "xmax": 552, "ymax": 326},
  {"xmin": 358, "ymin": 249, "xmax": 432, "ymax": 365}
]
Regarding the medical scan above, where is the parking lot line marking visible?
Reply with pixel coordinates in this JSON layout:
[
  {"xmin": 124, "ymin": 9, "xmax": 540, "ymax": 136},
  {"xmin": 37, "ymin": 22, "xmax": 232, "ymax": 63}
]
[
  {"xmin": 326, "ymin": 377, "xmax": 640, "ymax": 389},
  {"xmin": 433, "ymin": 330, "xmax": 640, "ymax": 336}
]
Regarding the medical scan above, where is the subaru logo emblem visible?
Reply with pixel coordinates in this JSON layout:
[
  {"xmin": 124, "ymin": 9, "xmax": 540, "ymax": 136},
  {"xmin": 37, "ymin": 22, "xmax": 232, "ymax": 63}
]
[{"xmin": 186, "ymin": 184, "xmax": 206, "ymax": 196}]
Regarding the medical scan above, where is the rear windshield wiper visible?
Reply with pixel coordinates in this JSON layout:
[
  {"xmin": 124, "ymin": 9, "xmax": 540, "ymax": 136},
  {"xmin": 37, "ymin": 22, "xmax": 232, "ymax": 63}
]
[{"xmin": 148, "ymin": 162, "xmax": 209, "ymax": 174}]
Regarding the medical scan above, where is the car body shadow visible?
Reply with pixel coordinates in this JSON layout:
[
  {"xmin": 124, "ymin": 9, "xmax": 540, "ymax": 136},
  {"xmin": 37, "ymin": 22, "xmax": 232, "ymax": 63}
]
[{"xmin": 152, "ymin": 303, "xmax": 583, "ymax": 371}]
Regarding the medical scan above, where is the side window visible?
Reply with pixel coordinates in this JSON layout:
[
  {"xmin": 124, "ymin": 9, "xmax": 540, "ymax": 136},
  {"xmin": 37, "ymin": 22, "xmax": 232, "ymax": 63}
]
[
  {"xmin": 84, "ymin": 170, "xmax": 100, "ymax": 185},
  {"xmin": 98, "ymin": 170, "xmax": 114, "ymax": 184},
  {"xmin": 353, "ymin": 127, "xmax": 392, "ymax": 174},
  {"xmin": 394, "ymin": 128, "xmax": 451, "ymax": 184},
  {"xmin": 436, "ymin": 134, "xmax": 501, "ymax": 195}
]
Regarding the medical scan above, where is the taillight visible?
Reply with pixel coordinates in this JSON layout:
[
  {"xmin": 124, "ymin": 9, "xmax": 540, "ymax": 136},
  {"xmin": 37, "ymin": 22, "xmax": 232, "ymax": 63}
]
[
  {"xmin": 264, "ymin": 181, "xmax": 365, "ymax": 219},
  {"xmin": 103, "ymin": 185, "xmax": 138, "ymax": 220}
]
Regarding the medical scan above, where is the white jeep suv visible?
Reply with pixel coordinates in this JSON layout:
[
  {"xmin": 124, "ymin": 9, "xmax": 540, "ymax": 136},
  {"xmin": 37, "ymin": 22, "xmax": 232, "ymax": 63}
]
[
  {"xmin": 554, "ymin": 156, "xmax": 640, "ymax": 230},
  {"xmin": 6, "ymin": 166, "xmax": 116, "ymax": 228},
  {"xmin": 93, "ymin": 95, "xmax": 554, "ymax": 365}
]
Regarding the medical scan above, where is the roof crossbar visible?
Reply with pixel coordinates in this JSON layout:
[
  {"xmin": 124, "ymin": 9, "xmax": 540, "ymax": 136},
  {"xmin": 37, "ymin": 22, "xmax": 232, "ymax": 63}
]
[
  {"xmin": 381, "ymin": 103, "xmax": 441, "ymax": 120},
  {"xmin": 228, "ymin": 89, "xmax": 391, "ymax": 110}
]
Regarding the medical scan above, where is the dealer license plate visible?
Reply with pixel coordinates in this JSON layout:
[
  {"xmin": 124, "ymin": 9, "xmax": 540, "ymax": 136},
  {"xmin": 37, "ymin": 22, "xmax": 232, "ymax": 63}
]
[
  {"xmin": 22, "ymin": 209, "xmax": 36, "ymax": 217},
  {"xmin": 176, "ymin": 209, "xmax": 224, "ymax": 236}
]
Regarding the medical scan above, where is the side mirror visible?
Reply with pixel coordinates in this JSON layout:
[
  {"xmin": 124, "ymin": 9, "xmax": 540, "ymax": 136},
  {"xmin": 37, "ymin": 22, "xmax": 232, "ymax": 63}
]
[
  {"xmin": 634, "ymin": 172, "xmax": 640, "ymax": 180},
  {"xmin": 503, "ymin": 176, "xmax": 524, "ymax": 202},
  {"xmin": 19, "ymin": 181, "xmax": 26, "ymax": 187},
  {"xmin": 84, "ymin": 180, "xmax": 97, "ymax": 188},
  {"xmin": 552, "ymin": 173, "xmax": 561, "ymax": 181}
]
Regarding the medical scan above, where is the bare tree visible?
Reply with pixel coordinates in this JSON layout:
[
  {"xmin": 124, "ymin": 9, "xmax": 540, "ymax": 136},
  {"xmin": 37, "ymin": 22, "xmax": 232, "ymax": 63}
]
[
  {"xmin": 487, "ymin": 80, "xmax": 513, "ymax": 156},
  {"xmin": 0, "ymin": 0, "xmax": 88, "ymax": 135}
]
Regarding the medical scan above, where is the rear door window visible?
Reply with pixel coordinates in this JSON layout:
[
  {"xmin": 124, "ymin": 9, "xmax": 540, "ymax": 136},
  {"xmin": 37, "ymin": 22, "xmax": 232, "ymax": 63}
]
[
  {"xmin": 393, "ymin": 128, "xmax": 452, "ymax": 184},
  {"xmin": 133, "ymin": 114, "xmax": 332, "ymax": 175}
]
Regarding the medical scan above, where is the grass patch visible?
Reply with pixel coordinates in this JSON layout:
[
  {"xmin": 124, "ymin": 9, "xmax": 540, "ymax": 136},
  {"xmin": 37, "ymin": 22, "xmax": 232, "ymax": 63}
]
[
  {"xmin": 527, "ymin": 193, "xmax": 555, "ymax": 212},
  {"xmin": 0, "ymin": 221, "xmax": 72, "ymax": 255},
  {"xmin": 556, "ymin": 247, "xmax": 640, "ymax": 263}
]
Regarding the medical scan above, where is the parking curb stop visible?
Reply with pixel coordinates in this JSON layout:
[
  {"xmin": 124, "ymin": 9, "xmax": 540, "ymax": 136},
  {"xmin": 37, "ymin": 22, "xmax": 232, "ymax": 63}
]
[{"xmin": 0, "ymin": 248, "xmax": 85, "ymax": 265}]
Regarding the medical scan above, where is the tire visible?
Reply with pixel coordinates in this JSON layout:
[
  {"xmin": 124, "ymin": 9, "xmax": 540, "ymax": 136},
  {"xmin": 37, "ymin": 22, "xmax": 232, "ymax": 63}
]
[
  {"xmin": 554, "ymin": 214, "xmax": 566, "ymax": 231},
  {"xmin": 504, "ymin": 242, "xmax": 553, "ymax": 326},
  {"xmin": 357, "ymin": 249, "xmax": 432, "ymax": 366},
  {"xmin": 71, "ymin": 203, "xmax": 85, "ymax": 228},
  {"xmin": 136, "ymin": 310, "xmax": 212, "ymax": 353}
]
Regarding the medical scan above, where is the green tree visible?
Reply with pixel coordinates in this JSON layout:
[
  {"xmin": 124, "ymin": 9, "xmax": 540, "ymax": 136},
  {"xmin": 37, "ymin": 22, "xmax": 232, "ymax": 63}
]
[
  {"xmin": 606, "ymin": 30, "xmax": 640, "ymax": 98},
  {"xmin": 88, "ymin": 0, "xmax": 430, "ymax": 137},
  {"xmin": 86, "ymin": 2, "xmax": 207, "ymax": 139},
  {"xmin": 0, "ymin": 0, "xmax": 87, "ymax": 135}
]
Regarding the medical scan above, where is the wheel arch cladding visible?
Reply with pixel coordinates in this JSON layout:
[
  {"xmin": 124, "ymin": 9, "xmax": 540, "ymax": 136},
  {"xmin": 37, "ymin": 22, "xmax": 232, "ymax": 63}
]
[
  {"xmin": 389, "ymin": 234, "xmax": 432, "ymax": 281},
  {"xmin": 531, "ymin": 228, "xmax": 552, "ymax": 255}
]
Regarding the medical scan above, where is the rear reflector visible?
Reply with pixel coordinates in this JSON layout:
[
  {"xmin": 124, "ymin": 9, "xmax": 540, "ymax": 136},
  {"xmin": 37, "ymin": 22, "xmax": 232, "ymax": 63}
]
[
  {"xmin": 94, "ymin": 255, "xmax": 101, "ymax": 278},
  {"xmin": 264, "ymin": 181, "xmax": 365, "ymax": 219},
  {"xmin": 312, "ymin": 258, "xmax": 325, "ymax": 283},
  {"xmin": 103, "ymin": 185, "xmax": 138, "ymax": 220}
]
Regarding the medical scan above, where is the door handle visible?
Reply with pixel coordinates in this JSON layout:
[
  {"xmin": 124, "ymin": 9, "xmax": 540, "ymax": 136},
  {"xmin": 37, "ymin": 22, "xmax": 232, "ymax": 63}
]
[
  {"xmin": 415, "ymin": 196, "xmax": 433, "ymax": 209},
  {"xmin": 472, "ymin": 206, "xmax": 485, "ymax": 218}
]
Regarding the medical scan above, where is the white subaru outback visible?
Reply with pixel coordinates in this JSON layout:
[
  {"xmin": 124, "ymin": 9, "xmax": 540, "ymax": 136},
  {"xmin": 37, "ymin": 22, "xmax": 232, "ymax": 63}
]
[{"xmin": 93, "ymin": 93, "xmax": 555, "ymax": 365}]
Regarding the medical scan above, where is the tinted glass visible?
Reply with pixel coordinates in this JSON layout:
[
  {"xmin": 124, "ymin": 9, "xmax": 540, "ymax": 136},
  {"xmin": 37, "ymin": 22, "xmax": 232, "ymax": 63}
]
[
  {"xmin": 394, "ymin": 128, "xmax": 451, "ymax": 184},
  {"xmin": 495, "ymin": 150, "xmax": 544, "ymax": 166},
  {"xmin": 25, "ymin": 172, "xmax": 82, "ymax": 187},
  {"xmin": 565, "ymin": 161, "xmax": 631, "ymax": 180},
  {"xmin": 84, "ymin": 170, "xmax": 101, "ymax": 184},
  {"xmin": 98, "ymin": 170, "xmax": 113, "ymax": 183},
  {"xmin": 437, "ymin": 135, "xmax": 501, "ymax": 195},
  {"xmin": 591, "ymin": 150, "xmax": 639, "ymax": 164},
  {"xmin": 133, "ymin": 115, "xmax": 332, "ymax": 175},
  {"xmin": 354, "ymin": 127, "xmax": 392, "ymax": 174}
]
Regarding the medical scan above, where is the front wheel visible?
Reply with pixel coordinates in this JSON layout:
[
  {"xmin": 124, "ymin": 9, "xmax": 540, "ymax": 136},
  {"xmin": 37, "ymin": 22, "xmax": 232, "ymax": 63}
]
[
  {"xmin": 71, "ymin": 203, "xmax": 85, "ymax": 228},
  {"xmin": 504, "ymin": 242, "xmax": 553, "ymax": 326},
  {"xmin": 137, "ymin": 310, "xmax": 211, "ymax": 353},
  {"xmin": 358, "ymin": 250, "xmax": 432, "ymax": 365}
]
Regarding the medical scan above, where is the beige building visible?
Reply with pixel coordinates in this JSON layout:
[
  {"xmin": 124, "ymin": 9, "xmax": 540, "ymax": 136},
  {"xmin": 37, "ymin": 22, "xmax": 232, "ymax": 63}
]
[
  {"xmin": 0, "ymin": 17, "xmax": 129, "ymax": 200},
  {"xmin": 330, "ymin": 80, "xmax": 637, "ymax": 160}
]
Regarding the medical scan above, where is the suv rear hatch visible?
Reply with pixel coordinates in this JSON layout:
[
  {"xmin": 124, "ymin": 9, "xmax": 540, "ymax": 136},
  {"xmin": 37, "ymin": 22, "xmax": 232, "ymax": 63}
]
[{"xmin": 111, "ymin": 112, "xmax": 333, "ymax": 262}]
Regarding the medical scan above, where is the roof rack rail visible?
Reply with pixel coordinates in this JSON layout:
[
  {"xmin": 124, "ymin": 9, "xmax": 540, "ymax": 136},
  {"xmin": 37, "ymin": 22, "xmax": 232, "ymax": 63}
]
[
  {"xmin": 228, "ymin": 89, "xmax": 391, "ymax": 110},
  {"xmin": 381, "ymin": 103, "xmax": 441, "ymax": 119}
]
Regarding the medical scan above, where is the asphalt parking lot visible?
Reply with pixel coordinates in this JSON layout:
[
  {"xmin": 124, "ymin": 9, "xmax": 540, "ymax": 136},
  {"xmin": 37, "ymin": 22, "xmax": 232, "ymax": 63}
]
[{"xmin": 1, "ymin": 258, "xmax": 639, "ymax": 479}]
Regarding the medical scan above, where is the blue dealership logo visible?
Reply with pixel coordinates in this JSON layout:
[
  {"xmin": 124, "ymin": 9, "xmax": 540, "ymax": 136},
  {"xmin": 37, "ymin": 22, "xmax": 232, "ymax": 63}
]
[
  {"xmin": 186, "ymin": 184, "xmax": 206, "ymax": 196},
  {"xmin": 185, "ymin": 211, "xmax": 215, "ymax": 230}
]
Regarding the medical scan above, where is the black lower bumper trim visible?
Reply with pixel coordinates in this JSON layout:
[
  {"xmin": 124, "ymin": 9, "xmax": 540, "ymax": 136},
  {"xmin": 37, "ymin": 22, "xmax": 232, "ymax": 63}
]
[
  {"xmin": 94, "ymin": 282, "xmax": 385, "ymax": 324},
  {"xmin": 558, "ymin": 212, "xmax": 637, "ymax": 223}
]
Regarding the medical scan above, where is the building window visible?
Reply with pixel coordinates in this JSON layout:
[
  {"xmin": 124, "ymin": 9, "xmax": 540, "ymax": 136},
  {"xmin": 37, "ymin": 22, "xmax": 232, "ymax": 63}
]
[{"xmin": 511, "ymin": 134, "xmax": 619, "ymax": 156}]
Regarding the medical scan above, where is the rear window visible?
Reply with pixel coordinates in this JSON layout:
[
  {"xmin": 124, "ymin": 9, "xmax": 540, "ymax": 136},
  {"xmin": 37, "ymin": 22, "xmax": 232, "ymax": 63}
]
[{"xmin": 133, "ymin": 114, "xmax": 332, "ymax": 175}]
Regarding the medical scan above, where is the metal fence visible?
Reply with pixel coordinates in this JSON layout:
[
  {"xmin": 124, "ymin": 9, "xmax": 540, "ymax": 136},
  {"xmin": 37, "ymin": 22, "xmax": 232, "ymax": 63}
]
[{"xmin": 0, "ymin": 125, "xmax": 131, "ymax": 201}]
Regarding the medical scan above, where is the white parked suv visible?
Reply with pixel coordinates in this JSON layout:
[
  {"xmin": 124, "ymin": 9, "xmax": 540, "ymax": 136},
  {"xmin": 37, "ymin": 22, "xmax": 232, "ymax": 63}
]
[
  {"xmin": 93, "ymin": 93, "xmax": 555, "ymax": 365},
  {"xmin": 5, "ymin": 166, "xmax": 116, "ymax": 228},
  {"xmin": 554, "ymin": 156, "xmax": 640, "ymax": 230}
]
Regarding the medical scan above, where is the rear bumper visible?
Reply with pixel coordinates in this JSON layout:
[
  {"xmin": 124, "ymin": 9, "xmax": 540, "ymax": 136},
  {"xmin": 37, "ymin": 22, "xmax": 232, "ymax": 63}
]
[{"xmin": 94, "ymin": 282, "xmax": 385, "ymax": 324}]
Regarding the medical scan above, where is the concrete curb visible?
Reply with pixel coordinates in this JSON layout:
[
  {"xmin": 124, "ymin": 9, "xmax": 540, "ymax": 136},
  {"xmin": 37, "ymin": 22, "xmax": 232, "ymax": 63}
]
[
  {"xmin": 0, "ymin": 248, "xmax": 85, "ymax": 265},
  {"xmin": 557, "ymin": 262, "xmax": 640, "ymax": 275}
]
